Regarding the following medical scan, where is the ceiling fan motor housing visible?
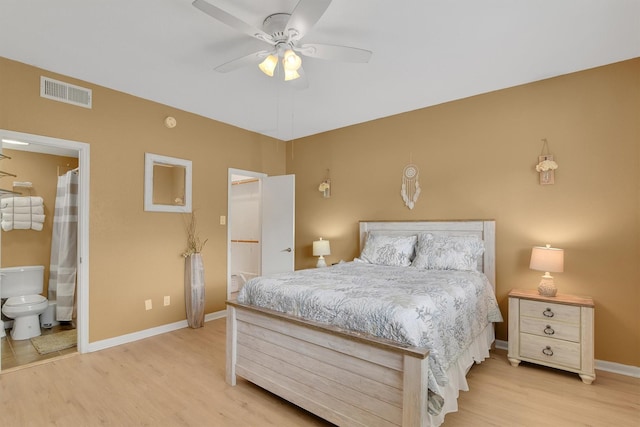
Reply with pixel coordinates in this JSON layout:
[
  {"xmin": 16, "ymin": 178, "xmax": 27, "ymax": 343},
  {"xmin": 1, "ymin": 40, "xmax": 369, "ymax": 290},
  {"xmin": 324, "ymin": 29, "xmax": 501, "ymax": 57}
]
[{"xmin": 262, "ymin": 13, "xmax": 292, "ymax": 42}]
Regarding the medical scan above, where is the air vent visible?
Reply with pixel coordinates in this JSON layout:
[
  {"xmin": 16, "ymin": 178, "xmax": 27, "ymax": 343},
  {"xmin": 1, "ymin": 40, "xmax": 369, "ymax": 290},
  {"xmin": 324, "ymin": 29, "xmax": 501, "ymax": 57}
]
[{"xmin": 40, "ymin": 76, "xmax": 92, "ymax": 109}]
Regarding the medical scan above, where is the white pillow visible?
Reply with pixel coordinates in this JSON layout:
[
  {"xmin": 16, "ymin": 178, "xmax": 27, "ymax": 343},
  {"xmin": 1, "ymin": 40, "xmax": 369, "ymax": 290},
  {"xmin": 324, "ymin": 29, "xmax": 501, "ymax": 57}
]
[
  {"xmin": 412, "ymin": 233, "xmax": 484, "ymax": 271},
  {"xmin": 359, "ymin": 233, "xmax": 417, "ymax": 267}
]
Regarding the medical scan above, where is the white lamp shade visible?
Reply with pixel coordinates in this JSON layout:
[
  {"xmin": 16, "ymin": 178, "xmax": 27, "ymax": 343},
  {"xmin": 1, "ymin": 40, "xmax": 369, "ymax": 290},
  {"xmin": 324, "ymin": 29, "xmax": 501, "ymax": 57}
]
[
  {"xmin": 313, "ymin": 238, "xmax": 331, "ymax": 256},
  {"xmin": 530, "ymin": 245, "xmax": 564, "ymax": 273}
]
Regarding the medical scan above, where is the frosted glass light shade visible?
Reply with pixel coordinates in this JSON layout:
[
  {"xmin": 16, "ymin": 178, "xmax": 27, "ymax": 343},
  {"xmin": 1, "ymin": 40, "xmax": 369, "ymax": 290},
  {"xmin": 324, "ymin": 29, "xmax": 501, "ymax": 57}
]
[
  {"xmin": 284, "ymin": 68, "xmax": 300, "ymax": 81},
  {"xmin": 258, "ymin": 55, "xmax": 278, "ymax": 77},
  {"xmin": 282, "ymin": 49, "xmax": 302, "ymax": 71}
]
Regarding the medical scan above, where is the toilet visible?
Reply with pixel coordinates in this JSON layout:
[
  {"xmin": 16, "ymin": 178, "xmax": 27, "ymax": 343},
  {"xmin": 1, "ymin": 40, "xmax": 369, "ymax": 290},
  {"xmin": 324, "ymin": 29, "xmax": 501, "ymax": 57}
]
[{"xmin": 1, "ymin": 266, "xmax": 48, "ymax": 340}]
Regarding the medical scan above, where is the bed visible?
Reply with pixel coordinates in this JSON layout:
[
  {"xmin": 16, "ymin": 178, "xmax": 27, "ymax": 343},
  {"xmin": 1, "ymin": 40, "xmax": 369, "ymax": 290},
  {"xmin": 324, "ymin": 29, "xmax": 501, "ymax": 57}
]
[{"xmin": 226, "ymin": 220, "xmax": 501, "ymax": 426}]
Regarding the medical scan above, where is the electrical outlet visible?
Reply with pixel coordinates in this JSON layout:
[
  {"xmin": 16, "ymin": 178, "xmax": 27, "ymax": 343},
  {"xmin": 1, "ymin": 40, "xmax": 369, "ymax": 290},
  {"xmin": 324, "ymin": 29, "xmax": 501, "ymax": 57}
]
[
  {"xmin": 220, "ymin": 215, "xmax": 226, "ymax": 225},
  {"xmin": 164, "ymin": 295, "xmax": 170, "ymax": 306},
  {"xmin": 145, "ymin": 299, "xmax": 152, "ymax": 310}
]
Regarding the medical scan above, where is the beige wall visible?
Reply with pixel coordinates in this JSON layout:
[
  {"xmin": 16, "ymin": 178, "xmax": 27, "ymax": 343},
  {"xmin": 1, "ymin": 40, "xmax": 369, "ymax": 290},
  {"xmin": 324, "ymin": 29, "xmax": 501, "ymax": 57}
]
[
  {"xmin": 0, "ymin": 57, "xmax": 286, "ymax": 342},
  {"xmin": 1, "ymin": 149, "xmax": 78, "ymax": 294},
  {"xmin": 287, "ymin": 59, "xmax": 640, "ymax": 367},
  {"xmin": 2, "ymin": 55, "xmax": 638, "ymax": 367}
]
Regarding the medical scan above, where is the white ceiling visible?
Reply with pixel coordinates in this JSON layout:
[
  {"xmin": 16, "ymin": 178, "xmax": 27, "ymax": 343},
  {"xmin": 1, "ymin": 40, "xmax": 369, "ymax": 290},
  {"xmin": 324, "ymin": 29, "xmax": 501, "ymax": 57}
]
[{"xmin": 1, "ymin": 0, "xmax": 639, "ymax": 141}]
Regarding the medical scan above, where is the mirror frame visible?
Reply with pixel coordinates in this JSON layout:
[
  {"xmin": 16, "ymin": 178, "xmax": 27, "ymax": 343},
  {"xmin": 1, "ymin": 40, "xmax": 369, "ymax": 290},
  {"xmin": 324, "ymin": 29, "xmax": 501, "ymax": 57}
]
[{"xmin": 144, "ymin": 152, "xmax": 192, "ymax": 213}]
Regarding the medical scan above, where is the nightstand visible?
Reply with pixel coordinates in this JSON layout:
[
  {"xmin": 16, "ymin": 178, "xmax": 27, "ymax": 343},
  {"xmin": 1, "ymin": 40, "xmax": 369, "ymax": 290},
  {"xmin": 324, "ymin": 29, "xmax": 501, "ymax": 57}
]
[{"xmin": 508, "ymin": 289, "xmax": 595, "ymax": 384}]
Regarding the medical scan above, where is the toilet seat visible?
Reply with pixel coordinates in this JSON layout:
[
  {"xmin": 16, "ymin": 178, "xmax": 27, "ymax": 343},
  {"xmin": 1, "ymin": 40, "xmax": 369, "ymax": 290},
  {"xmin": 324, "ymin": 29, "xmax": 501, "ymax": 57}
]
[{"xmin": 4, "ymin": 294, "xmax": 48, "ymax": 309}]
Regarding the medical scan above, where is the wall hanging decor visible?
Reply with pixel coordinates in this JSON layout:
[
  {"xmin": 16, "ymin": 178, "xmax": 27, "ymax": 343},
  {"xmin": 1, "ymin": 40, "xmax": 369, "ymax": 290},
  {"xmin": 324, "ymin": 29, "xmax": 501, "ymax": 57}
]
[
  {"xmin": 318, "ymin": 169, "xmax": 331, "ymax": 198},
  {"xmin": 401, "ymin": 163, "xmax": 421, "ymax": 209},
  {"xmin": 536, "ymin": 138, "xmax": 558, "ymax": 185}
]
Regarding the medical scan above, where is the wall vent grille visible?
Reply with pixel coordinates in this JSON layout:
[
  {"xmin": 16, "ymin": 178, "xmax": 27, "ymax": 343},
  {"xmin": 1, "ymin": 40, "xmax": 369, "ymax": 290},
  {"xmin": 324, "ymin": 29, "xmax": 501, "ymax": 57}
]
[{"xmin": 40, "ymin": 76, "xmax": 92, "ymax": 109}]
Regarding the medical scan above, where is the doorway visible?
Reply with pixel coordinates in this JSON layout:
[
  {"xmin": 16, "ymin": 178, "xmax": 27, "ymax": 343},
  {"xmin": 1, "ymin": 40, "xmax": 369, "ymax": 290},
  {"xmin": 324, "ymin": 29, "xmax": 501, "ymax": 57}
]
[
  {"xmin": 227, "ymin": 169, "xmax": 265, "ymax": 300},
  {"xmin": 227, "ymin": 168, "xmax": 295, "ymax": 300},
  {"xmin": 0, "ymin": 129, "xmax": 89, "ymax": 371}
]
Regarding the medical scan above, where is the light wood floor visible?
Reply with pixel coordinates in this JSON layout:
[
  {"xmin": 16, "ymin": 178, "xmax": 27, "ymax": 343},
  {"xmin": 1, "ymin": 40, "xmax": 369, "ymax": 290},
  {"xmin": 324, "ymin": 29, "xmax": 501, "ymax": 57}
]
[{"xmin": 0, "ymin": 318, "xmax": 638, "ymax": 426}]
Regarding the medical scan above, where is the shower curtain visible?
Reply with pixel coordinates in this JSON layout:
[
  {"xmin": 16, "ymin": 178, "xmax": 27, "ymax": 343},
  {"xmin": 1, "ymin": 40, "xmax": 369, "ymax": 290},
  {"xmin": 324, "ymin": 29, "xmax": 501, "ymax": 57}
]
[{"xmin": 48, "ymin": 169, "xmax": 78, "ymax": 321}]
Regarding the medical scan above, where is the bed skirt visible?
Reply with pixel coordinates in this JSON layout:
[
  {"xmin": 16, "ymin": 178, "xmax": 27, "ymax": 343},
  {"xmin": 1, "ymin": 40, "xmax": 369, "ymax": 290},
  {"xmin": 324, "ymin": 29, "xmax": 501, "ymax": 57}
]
[{"xmin": 426, "ymin": 323, "xmax": 494, "ymax": 426}]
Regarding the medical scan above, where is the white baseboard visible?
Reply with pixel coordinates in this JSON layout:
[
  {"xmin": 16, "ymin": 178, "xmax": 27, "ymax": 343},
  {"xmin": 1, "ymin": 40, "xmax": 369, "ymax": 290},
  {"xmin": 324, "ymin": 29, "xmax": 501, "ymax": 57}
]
[
  {"xmin": 494, "ymin": 339, "xmax": 640, "ymax": 378},
  {"xmin": 594, "ymin": 359, "xmax": 640, "ymax": 378},
  {"xmin": 85, "ymin": 309, "xmax": 226, "ymax": 353}
]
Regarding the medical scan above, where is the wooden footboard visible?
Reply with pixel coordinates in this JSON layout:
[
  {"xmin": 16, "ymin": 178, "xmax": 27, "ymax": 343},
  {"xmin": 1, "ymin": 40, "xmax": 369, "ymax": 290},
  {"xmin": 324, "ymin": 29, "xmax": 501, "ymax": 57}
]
[{"xmin": 226, "ymin": 301, "xmax": 431, "ymax": 427}]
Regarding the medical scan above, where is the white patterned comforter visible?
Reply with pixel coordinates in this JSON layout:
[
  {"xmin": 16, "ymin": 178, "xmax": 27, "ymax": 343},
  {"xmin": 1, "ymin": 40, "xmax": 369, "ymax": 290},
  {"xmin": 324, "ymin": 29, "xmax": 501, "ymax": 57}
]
[{"xmin": 237, "ymin": 261, "xmax": 503, "ymax": 414}]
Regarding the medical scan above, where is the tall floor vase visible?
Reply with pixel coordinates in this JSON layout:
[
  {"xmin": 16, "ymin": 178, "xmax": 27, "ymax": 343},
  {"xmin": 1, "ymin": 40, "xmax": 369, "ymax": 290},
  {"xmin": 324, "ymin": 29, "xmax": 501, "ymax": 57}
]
[{"xmin": 184, "ymin": 253, "xmax": 205, "ymax": 328}]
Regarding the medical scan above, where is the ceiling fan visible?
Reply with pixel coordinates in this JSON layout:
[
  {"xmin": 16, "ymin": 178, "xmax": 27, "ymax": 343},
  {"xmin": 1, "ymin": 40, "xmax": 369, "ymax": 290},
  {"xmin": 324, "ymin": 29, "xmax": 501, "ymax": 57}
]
[{"xmin": 192, "ymin": 0, "xmax": 372, "ymax": 84}]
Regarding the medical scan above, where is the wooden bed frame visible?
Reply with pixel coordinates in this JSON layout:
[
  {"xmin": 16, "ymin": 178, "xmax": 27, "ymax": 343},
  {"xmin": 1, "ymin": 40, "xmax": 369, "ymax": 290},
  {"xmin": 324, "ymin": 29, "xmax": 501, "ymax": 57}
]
[{"xmin": 226, "ymin": 220, "xmax": 496, "ymax": 427}]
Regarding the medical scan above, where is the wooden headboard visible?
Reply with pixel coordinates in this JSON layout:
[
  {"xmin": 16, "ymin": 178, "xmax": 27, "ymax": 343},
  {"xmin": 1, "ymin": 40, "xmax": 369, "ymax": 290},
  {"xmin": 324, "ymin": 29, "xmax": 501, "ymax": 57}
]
[{"xmin": 359, "ymin": 220, "xmax": 496, "ymax": 289}]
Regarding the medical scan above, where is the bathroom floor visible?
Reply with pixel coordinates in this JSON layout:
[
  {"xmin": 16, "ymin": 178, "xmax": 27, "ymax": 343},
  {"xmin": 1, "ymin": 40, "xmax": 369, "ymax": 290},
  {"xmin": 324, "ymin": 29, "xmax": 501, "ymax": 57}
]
[{"xmin": 1, "ymin": 323, "xmax": 76, "ymax": 370}]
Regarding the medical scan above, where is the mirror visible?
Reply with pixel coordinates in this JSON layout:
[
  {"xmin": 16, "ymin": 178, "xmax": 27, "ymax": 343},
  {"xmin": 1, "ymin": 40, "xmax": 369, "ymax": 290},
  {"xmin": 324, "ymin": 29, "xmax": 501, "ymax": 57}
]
[{"xmin": 144, "ymin": 153, "xmax": 192, "ymax": 213}]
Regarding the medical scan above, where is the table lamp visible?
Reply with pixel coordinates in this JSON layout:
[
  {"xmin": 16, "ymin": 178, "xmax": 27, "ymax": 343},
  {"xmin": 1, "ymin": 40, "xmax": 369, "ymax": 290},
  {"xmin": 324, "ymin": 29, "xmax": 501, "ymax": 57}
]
[
  {"xmin": 529, "ymin": 244, "xmax": 564, "ymax": 297},
  {"xmin": 313, "ymin": 238, "xmax": 331, "ymax": 268}
]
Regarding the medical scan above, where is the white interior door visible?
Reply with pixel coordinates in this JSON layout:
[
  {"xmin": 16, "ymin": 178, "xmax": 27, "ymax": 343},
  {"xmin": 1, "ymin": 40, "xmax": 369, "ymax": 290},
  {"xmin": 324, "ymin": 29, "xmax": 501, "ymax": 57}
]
[{"xmin": 261, "ymin": 174, "xmax": 295, "ymax": 276}]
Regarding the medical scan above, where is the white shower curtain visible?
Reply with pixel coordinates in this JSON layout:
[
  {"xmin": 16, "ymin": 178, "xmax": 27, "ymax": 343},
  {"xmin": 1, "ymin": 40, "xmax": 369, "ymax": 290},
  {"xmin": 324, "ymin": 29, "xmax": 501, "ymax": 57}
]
[{"xmin": 48, "ymin": 169, "xmax": 78, "ymax": 321}]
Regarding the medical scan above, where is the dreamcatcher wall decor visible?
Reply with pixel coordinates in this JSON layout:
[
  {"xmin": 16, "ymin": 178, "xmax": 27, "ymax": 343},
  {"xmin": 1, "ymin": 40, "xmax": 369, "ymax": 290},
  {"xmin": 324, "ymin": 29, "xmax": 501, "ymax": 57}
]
[{"xmin": 401, "ymin": 163, "xmax": 421, "ymax": 209}]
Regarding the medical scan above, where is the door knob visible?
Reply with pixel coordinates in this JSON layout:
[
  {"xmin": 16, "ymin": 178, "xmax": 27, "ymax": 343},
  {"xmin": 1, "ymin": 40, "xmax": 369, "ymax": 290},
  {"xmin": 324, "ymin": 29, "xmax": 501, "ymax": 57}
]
[{"xmin": 282, "ymin": 248, "xmax": 292, "ymax": 252}]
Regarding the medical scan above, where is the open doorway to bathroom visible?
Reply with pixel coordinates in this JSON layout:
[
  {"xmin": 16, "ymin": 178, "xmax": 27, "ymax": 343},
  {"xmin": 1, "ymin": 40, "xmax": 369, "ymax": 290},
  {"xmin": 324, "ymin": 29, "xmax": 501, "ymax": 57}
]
[{"xmin": 0, "ymin": 130, "xmax": 89, "ymax": 371}]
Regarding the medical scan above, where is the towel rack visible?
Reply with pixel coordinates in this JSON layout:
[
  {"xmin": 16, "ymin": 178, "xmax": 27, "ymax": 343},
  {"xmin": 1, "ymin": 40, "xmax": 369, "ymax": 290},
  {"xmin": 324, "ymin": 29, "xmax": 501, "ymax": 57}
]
[
  {"xmin": 0, "ymin": 162, "xmax": 19, "ymax": 196},
  {"xmin": 0, "ymin": 154, "xmax": 20, "ymax": 196}
]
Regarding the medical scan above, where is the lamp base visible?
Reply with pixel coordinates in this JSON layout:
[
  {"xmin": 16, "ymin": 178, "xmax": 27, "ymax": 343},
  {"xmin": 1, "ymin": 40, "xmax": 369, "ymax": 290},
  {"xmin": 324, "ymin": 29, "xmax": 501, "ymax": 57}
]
[
  {"xmin": 316, "ymin": 256, "xmax": 327, "ymax": 268},
  {"xmin": 537, "ymin": 277, "xmax": 557, "ymax": 297}
]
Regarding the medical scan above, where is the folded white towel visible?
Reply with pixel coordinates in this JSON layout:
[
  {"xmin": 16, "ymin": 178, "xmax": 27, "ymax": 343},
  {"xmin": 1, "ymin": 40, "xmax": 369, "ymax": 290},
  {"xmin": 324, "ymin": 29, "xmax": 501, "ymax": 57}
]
[
  {"xmin": 1, "ymin": 220, "xmax": 43, "ymax": 231},
  {"xmin": 0, "ymin": 196, "xmax": 44, "ymax": 208},
  {"xmin": 0, "ymin": 205, "xmax": 44, "ymax": 215},
  {"xmin": 1, "ymin": 213, "xmax": 45, "ymax": 223}
]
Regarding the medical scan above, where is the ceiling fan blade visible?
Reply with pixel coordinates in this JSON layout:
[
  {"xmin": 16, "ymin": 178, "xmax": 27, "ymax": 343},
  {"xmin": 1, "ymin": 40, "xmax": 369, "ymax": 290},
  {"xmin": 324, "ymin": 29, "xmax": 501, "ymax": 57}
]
[
  {"xmin": 285, "ymin": 0, "xmax": 332, "ymax": 41},
  {"xmin": 193, "ymin": 0, "xmax": 275, "ymax": 44},
  {"xmin": 297, "ymin": 43, "xmax": 372, "ymax": 63},
  {"xmin": 214, "ymin": 50, "xmax": 272, "ymax": 73}
]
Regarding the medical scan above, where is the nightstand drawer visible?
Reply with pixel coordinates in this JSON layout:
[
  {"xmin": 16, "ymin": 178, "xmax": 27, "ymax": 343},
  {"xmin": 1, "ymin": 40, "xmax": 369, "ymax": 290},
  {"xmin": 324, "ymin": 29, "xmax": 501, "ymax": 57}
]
[
  {"xmin": 520, "ymin": 317, "xmax": 580, "ymax": 342},
  {"xmin": 520, "ymin": 333, "xmax": 581, "ymax": 369},
  {"xmin": 520, "ymin": 299, "xmax": 580, "ymax": 324}
]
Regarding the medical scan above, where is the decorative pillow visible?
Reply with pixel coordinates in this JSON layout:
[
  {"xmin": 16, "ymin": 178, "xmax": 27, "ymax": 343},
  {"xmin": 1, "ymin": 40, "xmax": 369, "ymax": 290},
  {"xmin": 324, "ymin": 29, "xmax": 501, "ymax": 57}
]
[
  {"xmin": 412, "ymin": 233, "xmax": 484, "ymax": 271},
  {"xmin": 359, "ymin": 233, "xmax": 417, "ymax": 267}
]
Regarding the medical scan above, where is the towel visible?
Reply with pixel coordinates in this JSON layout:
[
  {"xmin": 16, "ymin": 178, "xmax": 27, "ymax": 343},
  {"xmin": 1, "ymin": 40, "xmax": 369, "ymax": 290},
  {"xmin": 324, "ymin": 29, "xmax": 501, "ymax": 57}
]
[
  {"xmin": 0, "ymin": 196, "xmax": 44, "ymax": 208},
  {"xmin": 0, "ymin": 213, "xmax": 45, "ymax": 223},
  {"xmin": 0, "ymin": 205, "xmax": 44, "ymax": 215},
  {"xmin": 1, "ymin": 221, "xmax": 43, "ymax": 231}
]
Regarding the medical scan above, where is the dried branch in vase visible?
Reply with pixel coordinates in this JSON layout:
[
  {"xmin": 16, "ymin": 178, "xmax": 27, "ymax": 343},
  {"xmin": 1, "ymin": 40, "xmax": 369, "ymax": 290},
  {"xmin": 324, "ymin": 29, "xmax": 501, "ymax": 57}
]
[{"xmin": 183, "ymin": 211, "xmax": 208, "ymax": 257}]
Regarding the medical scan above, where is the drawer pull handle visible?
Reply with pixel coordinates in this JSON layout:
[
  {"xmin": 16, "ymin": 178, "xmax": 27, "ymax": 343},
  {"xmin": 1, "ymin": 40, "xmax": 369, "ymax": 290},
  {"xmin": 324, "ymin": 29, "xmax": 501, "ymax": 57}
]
[
  {"xmin": 542, "ymin": 346, "xmax": 554, "ymax": 356},
  {"xmin": 544, "ymin": 325, "xmax": 555, "ymax": 335},
  {"xmin": 543, "ymin": 308, "xmax": 555, "ymax": 318}
]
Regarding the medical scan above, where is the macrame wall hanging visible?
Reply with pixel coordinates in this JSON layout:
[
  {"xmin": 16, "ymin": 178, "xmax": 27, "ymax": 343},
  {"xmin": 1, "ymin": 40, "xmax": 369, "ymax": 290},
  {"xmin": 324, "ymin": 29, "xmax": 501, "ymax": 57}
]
[{"xmin": 401, "ymin": 162, "xmax": 421, "ymax": 209}]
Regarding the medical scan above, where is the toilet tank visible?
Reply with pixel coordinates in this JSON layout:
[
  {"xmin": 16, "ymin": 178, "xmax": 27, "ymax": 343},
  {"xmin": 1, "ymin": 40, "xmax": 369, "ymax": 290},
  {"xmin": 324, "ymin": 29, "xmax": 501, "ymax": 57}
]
[{"xmin": 0, "ymin": 266, "xmax": 45, "ymax": 298}]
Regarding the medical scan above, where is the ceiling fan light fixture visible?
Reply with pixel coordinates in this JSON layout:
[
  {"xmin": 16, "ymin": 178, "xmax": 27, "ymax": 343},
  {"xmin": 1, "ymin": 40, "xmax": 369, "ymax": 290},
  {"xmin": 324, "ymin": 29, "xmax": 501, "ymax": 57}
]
[
  {"xmin": 284, "ymin": 68, "xmax": 301, "ymax": 81},
  {"xmin": 282, "ymin": 49, "xmax": 302, "ymax": 71},
  {"xmin": 258, "ymin": 54, "xmax": 278, "ymax": 77}
]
